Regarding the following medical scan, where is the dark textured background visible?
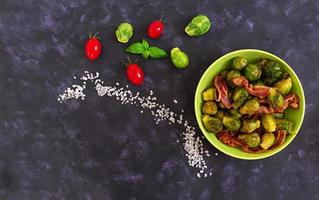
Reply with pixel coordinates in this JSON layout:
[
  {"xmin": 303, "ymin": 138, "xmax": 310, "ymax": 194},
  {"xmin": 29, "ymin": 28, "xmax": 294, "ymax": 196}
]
[{"xmin": 1, "ymin": 0, "xmax": 319, "ymax": 199}]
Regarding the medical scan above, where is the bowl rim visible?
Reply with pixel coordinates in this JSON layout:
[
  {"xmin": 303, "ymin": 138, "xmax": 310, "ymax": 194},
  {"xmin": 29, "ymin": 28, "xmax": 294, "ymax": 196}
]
[{"xmin": 194, "ymin": 49, "xmax": 305, "ymax": 160}]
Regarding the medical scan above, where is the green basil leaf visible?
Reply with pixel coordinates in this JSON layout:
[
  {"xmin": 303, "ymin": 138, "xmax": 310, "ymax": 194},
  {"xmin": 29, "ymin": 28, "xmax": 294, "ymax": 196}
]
[
  {"xmin": 149, "ymin": 46, "xmax": 168, "ymax": 58},
  {"xmin": 126, "ymin": 42, "xmax": 143, "ymax": 54},
  {"xmin": 142, "ymin": 50, "xmax": 149, "ymax": 59},
  {"xmin": 142, "ymin": 39, "xmax": 149, "ymax": 50}
]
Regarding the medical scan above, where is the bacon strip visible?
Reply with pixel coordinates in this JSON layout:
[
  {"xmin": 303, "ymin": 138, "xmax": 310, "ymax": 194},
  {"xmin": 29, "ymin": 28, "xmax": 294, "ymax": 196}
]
[
  {"xmin": 258, "ymin": 105, "xmax": 276, "ymax": 114},
  {"xmin": 214, "ymin": 75, "xmax": 232, "ymax": 109},
  {"xmin": 232, "ymin": 76, "xmax": 270, "ymax": 98},
  {"xmin": 217, "ymin": 130, "xmax": 250, "ymax": 152},
  {"xmin": 273, "ymin": 130, "xmax": 287, "ymax": 148},
  {"xmin": 248, "ymin": 85, "xmax": 270, "ymax": 98},
  {"xmin": 258, "ymin": 98, "xmax": 269, "ymax": 104},
  {"xmin": 276, "ymin": 93, "xmax": 299, "ymax": 113}
]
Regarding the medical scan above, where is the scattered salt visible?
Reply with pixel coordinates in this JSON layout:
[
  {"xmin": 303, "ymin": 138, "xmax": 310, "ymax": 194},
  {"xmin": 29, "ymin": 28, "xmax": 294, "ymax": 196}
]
[{"xmin": 58, "ymin": 71, "xmax": 212, "ymax": 178}]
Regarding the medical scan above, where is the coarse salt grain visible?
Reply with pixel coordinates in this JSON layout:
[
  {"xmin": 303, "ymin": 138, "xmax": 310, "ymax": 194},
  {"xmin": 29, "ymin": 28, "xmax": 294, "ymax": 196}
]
[{"xmin": 58, "ymin": 71, "xmax": 212, "ymax": 178}]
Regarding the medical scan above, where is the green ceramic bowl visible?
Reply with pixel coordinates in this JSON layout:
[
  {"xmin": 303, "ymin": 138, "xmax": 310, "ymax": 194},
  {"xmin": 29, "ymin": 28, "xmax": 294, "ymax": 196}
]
[{"xmin": 194, "ymin": 49, "xmax": 305, "ymax": 160}]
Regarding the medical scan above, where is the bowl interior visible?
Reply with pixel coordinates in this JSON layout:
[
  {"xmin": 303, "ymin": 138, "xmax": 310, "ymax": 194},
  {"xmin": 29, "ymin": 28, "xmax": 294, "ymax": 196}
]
[{"xmin": 195, "ymin": 49, "xmax": 305, "ymax": 160}]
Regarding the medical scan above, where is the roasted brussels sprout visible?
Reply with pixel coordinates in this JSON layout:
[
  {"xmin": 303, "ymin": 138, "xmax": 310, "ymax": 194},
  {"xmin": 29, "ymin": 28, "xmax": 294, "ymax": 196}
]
[
  {"xmin": 268, "ymin": 88, "xmax": 284, "ymax": 108},
  {"xmin": 274, "ymin": 77, "xmax": 292, "ymax": 96},
  {"xmin": 240, "ymin": 119, "xmax": 260, "ymax": 133},
  {"xmin": 232, "ymin": 87, "xmax": 249, "ymax": 109},
  {"xmin": 185, "ymin": 14, "xmax": 211, "ymax": 37},
  {"xmin": 202, "ymin": 101, "xmax": 218, "ymax": 115},
  {"xmin": 262, "ymin": 114, "xmax": 277, "ymax": 132},
  {"xmin": 244, "ymin": 133, "xmax": 261, "ymax": 148},
  {"xmin": 170, "ymin": 47, "xmax": 189, "ymax": 69},
  {"xmin": 239, "ymin": 99, "xmax": 260, "ymax": 116},
  {"xmin": 115, "ymin": 22, "xmax": 134, "ymax": 43},
  {"xmin": 253, "ymin": 80, "xmax": 265, "ymax": 86},
  {"xmin": 222, "ymin": 116, "xmax": 241, "ymax": 132},
  {"xmin": 220, "ymin": 70, "xmax": 229, "ymax": 79},
  {"xmin": 276, "ymin": 119, "xmax": 294, "ymax": 133},
  {"xmin": 244, "ymin": 64, "xmax": 262, "ymax": 82},
  {"xmin": 229, "ymin": 109, "xmax": 241, "ymax": 119},
  {"xmin": 226, "ymin": 70, "xmax": 241, "ymax": 87},
  {"xmin": 260, "ymin": 132, "xmax": 275, "ymax": 149},
  {"xmin": 214, "ymin": 110, "xmax": 226, "ymax": 121},
  {"xmin": 260, "ymin": 59, "xmax": 282, "ymax": 85},
  {"xmin": 202, "ymin": 115, "xmax": 223, "ymax": 133},
  {"xmin": 202, "ymin": 88, "xmax": 215, "ymax": 101},
  {"xmin": 232, "ymin": 56, "xmax": 248, "ymax": 70}
]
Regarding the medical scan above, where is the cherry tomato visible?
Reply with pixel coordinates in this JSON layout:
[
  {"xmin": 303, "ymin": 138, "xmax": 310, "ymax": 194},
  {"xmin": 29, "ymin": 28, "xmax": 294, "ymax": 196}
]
[
  {"xmin": 85, "ymin": 32, "xmax": 101, "ymax": 61},
  {"xmin": 126, "ymin": 63, "xmax": 144, "ymax": 85},
  {"xmin": 148, "ymin": 18, "xmax": 164, "ymax": 39}
]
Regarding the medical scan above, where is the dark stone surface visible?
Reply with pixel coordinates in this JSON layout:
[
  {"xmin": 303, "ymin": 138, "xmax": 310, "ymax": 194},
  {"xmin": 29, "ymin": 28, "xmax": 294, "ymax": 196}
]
[{"xmin": 1, "ymin": 0, "xmax": 319, "ymax": 199}]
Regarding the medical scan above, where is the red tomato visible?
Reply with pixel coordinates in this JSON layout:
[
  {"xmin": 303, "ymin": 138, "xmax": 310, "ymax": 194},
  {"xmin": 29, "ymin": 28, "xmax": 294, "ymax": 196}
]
[
  {"xmin": 148, "ymin": 20, "xmax": 164, "ymax": 39},
  {"xmin": 126, "ymin": 63, "xmax": 144, "ymax": 85},
  {"xmin": 85, "ymin": 33, "xmax": 101, "ymax": 61}
]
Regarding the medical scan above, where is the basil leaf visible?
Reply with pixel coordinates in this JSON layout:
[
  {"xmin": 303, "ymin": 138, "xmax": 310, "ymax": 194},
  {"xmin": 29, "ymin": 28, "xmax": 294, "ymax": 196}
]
[
  {"xmin": 142, "ymin": 39, "xmax": 149, "ymax": 50},
  {"xmin": 142, "ymin": 50, "xmax": 149, "ymax": 59},
  {"xmin": 149, "ymin": 47, "xmax": 168, "ymax": 58},
  {"xmin": 126, "ymin": 42, "xmax": 143, "ymax": 54}
]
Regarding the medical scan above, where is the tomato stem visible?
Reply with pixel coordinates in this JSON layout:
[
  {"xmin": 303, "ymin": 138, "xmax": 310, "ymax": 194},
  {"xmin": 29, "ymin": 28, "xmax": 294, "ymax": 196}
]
[
  {"xmin": 127, "ymin": 57, "xmax": 132, "ymax": 64},
  {"xmin": 93, "ymin": 32, "xmax": 99, "ymax": 38},
  {"xmin": 159, "ymin": 15, "xmax": 164, "ymax": 22},
  {"xmin": 89, "ymin": 32, "xmax": 100, "ymax": 40}
]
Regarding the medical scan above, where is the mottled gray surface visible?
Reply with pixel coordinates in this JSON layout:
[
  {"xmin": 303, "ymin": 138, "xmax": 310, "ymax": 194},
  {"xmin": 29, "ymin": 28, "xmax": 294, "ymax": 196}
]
[{"xmin": 0, "ymin": 0, "xmax": 319, "ymax": 199}]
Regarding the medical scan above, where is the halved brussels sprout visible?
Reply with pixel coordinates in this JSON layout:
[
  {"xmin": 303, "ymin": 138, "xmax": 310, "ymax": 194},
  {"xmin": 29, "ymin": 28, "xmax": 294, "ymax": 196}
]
[
  {"xmin": 214, "ymin": 110, "xmax": 226, "ymax": 121},
  {"xmin": 202, "ymin": 101, "xmax": 218, "ymax": 115},
  {"xmin": 185, "ymin": 14, "xmax": 211, "ymax": 37},
  {"xmin": 222, "ymin": 116, "xmax": 241, "ymax": 132},
  {"xmin": 260, "ymin": 132, "xmax": 275, "ymax": 149},
  {"xmin": 226, "ymin": 70, "xmax": 241, "ymax": 87},
  {"xmin": 244, "ymin": 64, "xmax": 262, "ymax": 82},
  {"xmin": 240, "ymin": 119, "xmax": 260, "ymax": 133},
  {"xmin": 229, "ymin": 109, "xmax": 241, "ymax": 119},
  {"xmin": 239, "ymin": 99, "xmax": 260, "ymax": 116},
  {"xmin": 260, "ymin": 59, "xmax": 282, "ymax": 85},
  {"xmin": 262, "ymin": 114, "xmax": 277, "ymax": 132},
  {"xmin": 232, "ymin": 56, "xmax": 248, "ymax": 70},
  {"xmin": 170, "ymin": 47, "xmax": 189, "ymax": 69},
  {"xmin": 268, "ymin": 88, "xmax": 284, "ymax": 109},
  {"xmin": 202, "ymin": 88, "xmax": 215, "ymax": 101},
  {"xmin": 232, "ymin": 87, "xmax": 249, "ymax": 109},
  {"xmin": 276, "ymin": 119, "xmax": 294, "ymax": 133},
  {"xmin": 115, "ymin": 22, "xmax": 134, "ymax": 43},
  {"xmin": 202, "ymin": 115, "xmax": 223, "ymax": 133},
  {"xmin": 274, "ymin": 77, "xmax": 292, "ymax": 96},
  {"xmin": 244, "ymin": 133, "xmax": 261, "ymax": 148}
]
